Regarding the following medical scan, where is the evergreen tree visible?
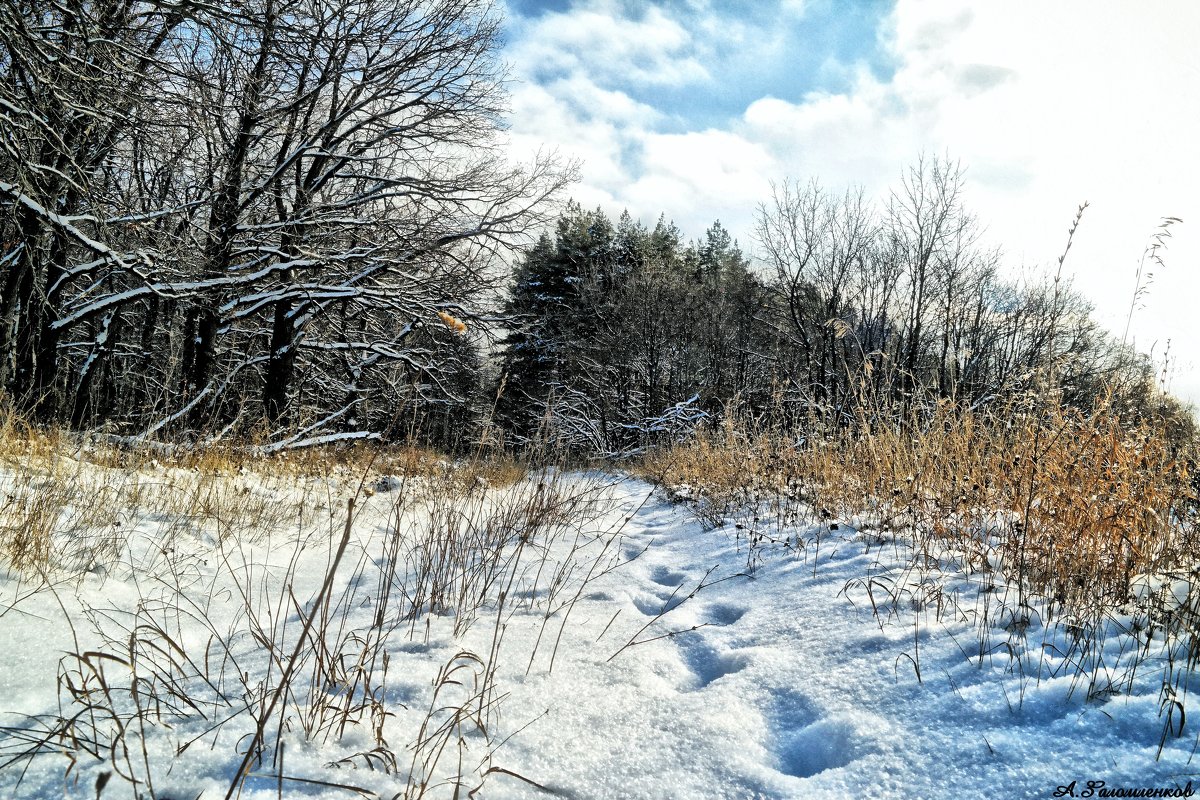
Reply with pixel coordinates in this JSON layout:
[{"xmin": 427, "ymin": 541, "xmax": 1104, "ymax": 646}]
[
  {"xmin": 495, "ymin": 205, "xmax": 763, "ymax": 452},
  {"xmin": 495, "ymin": 204, "xmax": 616, "ymax": 446}
]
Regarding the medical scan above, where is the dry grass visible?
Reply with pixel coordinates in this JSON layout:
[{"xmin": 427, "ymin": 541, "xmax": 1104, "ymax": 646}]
[
  {"xmin": 640, "ymin": 385, "xmax": 1200, "ymax": 749},
  {"xmin": 4, "ymin": 469, "xmax": 625, "ymax": 799},
  {"xmin": 640, "ymin": 387, "xmax": 1199, "ymax": 618},
  {"xmin": 0, "ymin": 403, "xmax": 529, "ymax": 577}
]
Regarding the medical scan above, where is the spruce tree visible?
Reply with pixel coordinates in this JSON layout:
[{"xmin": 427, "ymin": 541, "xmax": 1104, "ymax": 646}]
[{"xmin": 495, "ymin": 204, "xmax": 616, "ymax": 445}]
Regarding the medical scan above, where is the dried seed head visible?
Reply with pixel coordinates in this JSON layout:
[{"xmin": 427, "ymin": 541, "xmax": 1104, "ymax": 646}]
[{"xmin": 436, "ymin": 310, "xmax": 468, "ymax": 334}]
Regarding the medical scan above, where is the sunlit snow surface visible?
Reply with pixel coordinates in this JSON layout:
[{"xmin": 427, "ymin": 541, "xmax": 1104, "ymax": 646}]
[{"xmin": 1, "ymin": 472, "xmax": 1196, "ymax": 799}]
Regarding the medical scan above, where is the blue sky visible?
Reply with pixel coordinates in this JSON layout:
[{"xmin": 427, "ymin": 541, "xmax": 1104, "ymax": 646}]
[
  {"xmin": 500, "ymin": 1, "xmax": 1200, "ymax": 406},
  {"xmin": 505, "ymin": 0, "xmax": 895, "ymax": 130}
]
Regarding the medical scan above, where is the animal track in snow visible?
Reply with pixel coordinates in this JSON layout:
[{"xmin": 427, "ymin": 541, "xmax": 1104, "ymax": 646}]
[
  {"xmin": 394, "ymin": 639, "xmax": 445, "ymax": 655},
  {"xmin": 649, "ymin": 566, "xmax": 687, "ymax": 587},
  {"xmin": 703, "ymin": 602, "xmax": 747, "ymax": 626},
  {"xmin": 676, "ymin": 634, "xmax": 750, "ymax": 690},
  {"xmin": 762, "ymin": 688, "xmax": 866, "ymax": 779},
  {"xmin": 622, "ymin": 545, "xmax": 647, "ymax": 562},
  {"xmin": 775, "ymin": 716, "xmax": 860, "ymax": 778},
  {"xmin": 633, "ymin": 593, "xmax": 686, "ymax": 616}
]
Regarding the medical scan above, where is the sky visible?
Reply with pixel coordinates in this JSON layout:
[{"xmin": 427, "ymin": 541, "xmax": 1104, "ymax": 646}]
[{"xmin": 499, "ymin": 0, "xmax": 1200, "ymax": 409}]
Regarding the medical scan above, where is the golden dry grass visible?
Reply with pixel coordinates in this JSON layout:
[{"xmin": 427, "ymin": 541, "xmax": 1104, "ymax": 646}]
[
  {"xmin": 640, "ymin": 389, "xmax": 1199, "ymax": 614},
  {"xmin": 0, "ymin": 404, "xmax": 529, "ymax": 575}
]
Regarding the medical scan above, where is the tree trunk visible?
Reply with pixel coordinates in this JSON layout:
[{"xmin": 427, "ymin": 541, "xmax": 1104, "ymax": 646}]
[{"xmin": 263, "ymin": 294, "xmax": 295, "ymax": 427}]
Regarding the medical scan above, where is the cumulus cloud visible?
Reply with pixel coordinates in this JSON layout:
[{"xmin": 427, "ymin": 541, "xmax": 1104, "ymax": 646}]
[
  {"xmin": 623, "ymin": 129, "xmax": 773, "ymax": 231},
  {"xmin": 506, "ymin": 1, "xmax": 710, "ymax": 89}
]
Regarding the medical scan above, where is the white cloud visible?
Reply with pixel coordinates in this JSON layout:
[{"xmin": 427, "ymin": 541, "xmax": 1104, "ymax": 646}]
[
  {"xmin": 625, "ymin": 129, "xmax": 773, "ymax": 232},
  {"xmin": 506, "ymin": 1, "xmax": 710, "ymax": 88},
  {"xmin": 880, "ymin": 1, "xmax": 1200, "ymax": 403}
]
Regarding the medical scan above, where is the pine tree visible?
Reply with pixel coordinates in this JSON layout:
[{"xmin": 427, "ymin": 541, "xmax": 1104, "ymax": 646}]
[
  {"xmin": 495, "ymin": 205, "xmax": 767, "ymax": 451},
  {"xmin": 496, "ymin": 203, "xmax": 623, "ymax": 447},
  {"xmin": 495, "ymin": 233, "xmax": 567, "ymax": 440}
]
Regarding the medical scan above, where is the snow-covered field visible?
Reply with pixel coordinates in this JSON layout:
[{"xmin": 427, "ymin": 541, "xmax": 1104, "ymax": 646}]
[{"xmin": 1, "ymin": 465, "xmax": 1197, "ymax": 799}]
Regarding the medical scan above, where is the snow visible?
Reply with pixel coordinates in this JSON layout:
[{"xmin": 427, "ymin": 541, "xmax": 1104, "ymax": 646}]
[
  {"xmin": 1, "ymin": 465, "xmax": 1197, "ymax": 799},
  {"xmin": 0, "ymin": 182, "xmax": 129, "ymax": 266}
]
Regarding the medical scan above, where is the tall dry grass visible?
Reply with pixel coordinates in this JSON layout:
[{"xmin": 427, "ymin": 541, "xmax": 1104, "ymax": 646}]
[
  {"xmin": 641, "ymin": 386, "xmax": 1199, "ymax": 619},
  {"xmin": 641, "ymin": 382, "xmax": 1200, "ymax": 751}
]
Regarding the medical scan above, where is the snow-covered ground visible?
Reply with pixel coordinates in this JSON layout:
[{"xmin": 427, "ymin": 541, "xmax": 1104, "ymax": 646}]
[{"xmin": 1, "ymin": 467, "xmax": 1197, "ymax": 799}]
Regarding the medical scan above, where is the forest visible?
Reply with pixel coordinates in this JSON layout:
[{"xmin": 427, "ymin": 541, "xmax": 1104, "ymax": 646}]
[
  {"xmin": 1, "ymin": 0, "xmax": 567, "ymax": 446},
  {"xmin": 2, "ymin": 0, "xmax": 1192, "ymax": 456},
  {"xmin": 493, "ymin": 183, "xmax": 1197, "ymax": 456}
]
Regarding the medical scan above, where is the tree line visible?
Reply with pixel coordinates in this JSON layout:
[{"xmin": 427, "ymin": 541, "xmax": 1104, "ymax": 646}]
[
  {"xmin": 1, "ymin": 1, "xmax": 1188, "ymax": 452},
  {"xmin": 493, "ymin": 160, "xmax": 1193, "ymax": 455}
]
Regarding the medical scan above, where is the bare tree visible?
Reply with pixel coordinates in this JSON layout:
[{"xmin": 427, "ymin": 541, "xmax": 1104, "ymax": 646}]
[
  {"xmin": 885, "ymin": 155, "xmax": 976, "ymax": 398},
  {"xmin": 2, "ymin": 0, "xmax": 574, "ymax": 444},
  {"xmin": 0, "ymin": 0, "xmax": 187, "ymax": 419},
  {"xmin": 756, "ymin": 179, "xmax": 876, "ymax": 416}
]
